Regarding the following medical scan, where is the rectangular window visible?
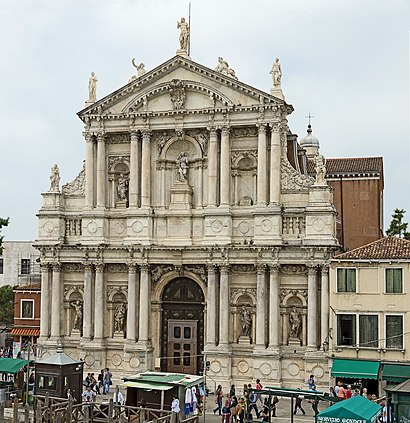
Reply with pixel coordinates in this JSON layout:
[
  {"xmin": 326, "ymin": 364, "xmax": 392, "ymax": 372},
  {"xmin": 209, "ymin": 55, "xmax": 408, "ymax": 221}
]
[
  {"xmin": 337, "ymin": 268, "xmax": 356, "ymax": 292},
  {"xmin": 0, "ymin": 258, "xmax": 3, "ymax": 274},
  {"xmin": 386, "ymin": 268, "xmax": 403, "ymax": 293},
  {"xmin": 20, "ymin": 259, "xmax": 30, "ymax": 275},
  {"xmin": 386, "ymin": 315, "xmax": 403, "ymax": 349},
  {"xmin": 337, "ymin": 314, "xmax": 356, "ymax": 346},
  {"xmin": 21, "ymin": 300, "xmax": 34, "ymax": 319},
  {"xmin": 359, "ymin": 315, "xmax": 378, "ymax": 348}
]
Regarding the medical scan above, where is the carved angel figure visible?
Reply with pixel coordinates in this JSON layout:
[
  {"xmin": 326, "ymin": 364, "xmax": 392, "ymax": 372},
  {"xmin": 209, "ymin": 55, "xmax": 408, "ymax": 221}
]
[{"xmin": 49, "ymin": 164, "xmax": 60, "ymax": 192}]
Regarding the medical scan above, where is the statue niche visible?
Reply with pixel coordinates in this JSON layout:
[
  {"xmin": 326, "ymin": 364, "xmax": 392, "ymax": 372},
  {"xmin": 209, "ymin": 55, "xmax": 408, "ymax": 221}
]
[
  {"xmin": 111, "ymin": 292, "xmax": 127, "ymax": 338},
  {"xmin": 236, "ymin": 294, "xmax": 254, "ymax": 345},
  {"xmin": 286, "ymin": 296, "xmax": 303, "ymax": 346},
  {"xmin": 233, "ymin": 154, "xmax": 257, "ymax": 206},
  {"xmin": 108, "ymin": 158, "xmax": 130, "ymax": 208},
  {"xmin": 69, "ymin": 293, "xmax": 83, "ymax": 336}
]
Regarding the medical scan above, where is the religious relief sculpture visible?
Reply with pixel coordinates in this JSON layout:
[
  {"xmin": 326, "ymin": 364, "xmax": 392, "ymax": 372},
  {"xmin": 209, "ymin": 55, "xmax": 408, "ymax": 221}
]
[
  {"xmin": 240, "ymin": 305, "xmax": 252, "ymax": 337},
  {"xmin": 88, "ymin": 72, "xmax": 98, "ymax": 103},
  {"xmin": 117, "ymin": 173, "xmax": 129, "ymax": 202},
  {"xmin": 177, "ymin": 17, "xmax": 190, "ymax": 51},
  {"xmin": 270, "ymin": 58, "xmax": 282, "ymax": 88},
  {"xmin": 49, "ymin": 164, "xmax": 60, "ymax": 192},
  {"xmin": 314, "ymin": 154, "xmax": 327, "ymax": 184},
  {"xmin": 114, "ymin": 303, "xmax": 126, "ymax": 333},
  {"xmin": 215, "ymin": 57, "xmax": 238, "ymax": 80},
  {"xmin": 289, "ymin": 307, "xmax": 302, "ymax": 339},
  {"xmin": 168, "ymin": 79, "xmax": 186, "ymax": 109},
  {"xmin": 175, "ymin": 152, "xmax": 189, "ymax": 182},
  {"xmin": 70, "ymin": 300, "xmax": 83, "ymax": 331}
]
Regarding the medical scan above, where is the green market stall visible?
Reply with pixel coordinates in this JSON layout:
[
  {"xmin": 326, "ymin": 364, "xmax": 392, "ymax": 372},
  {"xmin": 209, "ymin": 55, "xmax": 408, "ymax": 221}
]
[
  {"xmin": 317, "ymin": 395, "xmax": 382, "ymax": 423},
  {"xmin": 0, "ymin": 358, "xmax": 29, "ymax": 374},
  {"xmin": 385, "ymin": 379, "xmax": 410, "ymax": 422}
]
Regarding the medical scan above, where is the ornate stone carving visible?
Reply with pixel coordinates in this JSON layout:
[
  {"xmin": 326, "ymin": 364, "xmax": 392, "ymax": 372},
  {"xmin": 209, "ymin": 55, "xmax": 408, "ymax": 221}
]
[
  {"xmin": 280, "ymin": 288, "xmax": 308, "ymax": 303},
  {"xmin": 186, "ymin": 130, "xmax": 209, "ymax": 154},
  {"xmin": 63, "ymin": 284, "xmax": 83, "ymax": 298},
  {"xmin": 230, "ymin": 287, "xmax": 257, "ymax": 301},
  {"xmin": 231, "ymin": 264, "xmax": 256, "ymax": 273},
  {"xmin": 215, "ymin": 57, "xmax": 238, "ymax": 80},
  {"xmin": 314, "ymin": 154, "xmax": 327, "ymax": 185},
  {"xmin": 62, "ymin": 263, "xmax": 83, "ymax": 272},
  {"xmin": 231, "ymin": 127, "xmax": 258, "ymax": 138},
  {"xmin": 108, "ymin": 156, "xmax": 130, "ymax": 171},
  {"xmin": 107, "ymin": 285, "xmax": 128, "ymax": 299},
  {"xmin": 231, "ymin": 150, "xmax": 258, "ymax": 166},
  {"xmin": 107, "ymin": 134, "xmax": 130, "ymax": 144},
  {"xmin": 117, "ymin": 173, "xmax": 129, "ymax": 202},
  {"xmin": 151, "ymin": 265, "xmax": 174, "ymax": 284},
  {"xmin": 105, "ymin": 263, "xmax": 128, "ymax": 273},
  {"xmin": 169, "ymin": 79, "xmax": 186, "ymax": 109},
  {"xmin": 71, "ymin": 300, "xmax": 83, "ymax": 331},
  {"xmin": 114, "ymin": 303, "xmax": 126, "ymax": 333},
  {"xmin": 280, "ymin": 264, "xmax": 307, "ymax": 275},
  {"xmin": 129, "ymin": 58, "xmax": 146, "ymax": 82},
  {"xmin": 156, "ymin": 131, "xmax": 172, "ymax": 155},
  {"xmin": 184, "ymin": 265, "xmax": 207, "ymax": 284},
  {"xmin": 49, "ymin": 164, "xmax": 60, "ymax": 192},
  {"xmin": 281, "ymin": 158, "xmax": 314, "ymax": 191},
  {"xmin": 62, "ymin": 162, "xmax": 85, "ymax": 196},
  {"xmin": 239, "ymin": 305, "xmax": 252, "ymax": 337},
  {"xmin": 289, "ymin": 307, "xmax": 301, "ymax": 339},
  {"xmin": 65, "ymin": 218, "xmax": 82, "ymax": 236},
  {"xmin": 175, "ymin": 152, "xmax": 190, "ymax": 182}
]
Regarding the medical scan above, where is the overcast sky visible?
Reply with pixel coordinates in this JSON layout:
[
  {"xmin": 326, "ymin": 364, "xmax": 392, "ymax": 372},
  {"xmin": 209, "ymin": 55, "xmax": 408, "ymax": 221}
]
[{"xmin": 1, "ymin": 0, "xmax": 409, "ymax": 241}]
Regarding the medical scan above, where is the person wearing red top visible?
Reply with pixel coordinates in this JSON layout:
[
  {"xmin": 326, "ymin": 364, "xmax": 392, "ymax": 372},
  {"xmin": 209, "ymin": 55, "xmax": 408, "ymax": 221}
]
[
  {"xmin": 255, "ymin": 379, "xmax": 263, "ymax": 406},
  {"xmin": 337, "ymin": 385, "xmax": 346, "ymax": 400},
  {"xmin": 345, "ymin": 385, "xmax": 352, "ymax": 399}
]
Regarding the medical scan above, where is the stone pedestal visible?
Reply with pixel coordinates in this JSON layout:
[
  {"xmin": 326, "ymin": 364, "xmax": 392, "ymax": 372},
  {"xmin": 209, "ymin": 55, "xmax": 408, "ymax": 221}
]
[
  {"xmin": 270, "ymin": 88, "xmax": 284, "ymax": 100},
  {"xmin": 116, "ymin": 200, "xmax": 127, "ymax": 209},
  {"xmin": 169, "ymin": 181, "xmax": 193, "ymax": 210},
  {"xmin": 237, "ymin": 336, "xmax": 251, "ymax": 346},
  {"xmin": 71, "ymin": 329, "xmax": 81, "ymax": 339},
  {"xmin": 113, "ymin": 331, "xmax": 125, "ymax": 340},
  {"xmin": 176, "ymin": 49, "xmax": 191, "ymax": 59},
  {"xmin": 288, "ymin": 337, "xmax": 302, "ymax": 347},
  {"xmin": 84, "ymin": 100, "xmax": 94, "ymax": 108}
]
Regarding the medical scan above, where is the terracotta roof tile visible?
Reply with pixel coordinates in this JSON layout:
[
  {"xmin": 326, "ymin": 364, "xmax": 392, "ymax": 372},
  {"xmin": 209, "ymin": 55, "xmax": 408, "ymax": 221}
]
[
  {"xmin": 334, "ymin": 236, "xmax": 410, "ymax": 260},
  {"xmin": 307, "ymin": 157, "xmax": 383, "ymax": 177},
  {"xmin": 13, "ymin": 283, "xmax": 41, "ymax": 291}
]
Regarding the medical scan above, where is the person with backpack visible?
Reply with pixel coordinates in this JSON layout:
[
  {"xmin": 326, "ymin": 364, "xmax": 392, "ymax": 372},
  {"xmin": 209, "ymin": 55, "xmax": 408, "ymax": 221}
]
[{"xmin": 248, "ymin": 390, "xmax": 260, "ymax": 419}]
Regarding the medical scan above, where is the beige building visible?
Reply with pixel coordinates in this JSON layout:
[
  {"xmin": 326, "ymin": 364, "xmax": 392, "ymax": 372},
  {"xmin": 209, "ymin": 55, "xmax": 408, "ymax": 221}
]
[
  {"xmin": 329, "ymin": 236, "xmax": 410, "ymax": 393},
  {"xmin": 36, "ymin": 37, "xmax": 338, "ymax": 388}
]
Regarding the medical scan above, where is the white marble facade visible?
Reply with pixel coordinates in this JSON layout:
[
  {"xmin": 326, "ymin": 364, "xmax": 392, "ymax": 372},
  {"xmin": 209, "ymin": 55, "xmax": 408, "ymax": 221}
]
[{"xmin": 36, "ymin": 54, "xmax": 337, "ymax": 388}]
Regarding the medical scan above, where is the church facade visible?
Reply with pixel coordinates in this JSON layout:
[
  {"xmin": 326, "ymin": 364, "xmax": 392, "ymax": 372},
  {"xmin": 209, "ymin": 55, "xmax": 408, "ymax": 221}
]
[{"xmin": 36, "ymin": 44, "xmax": 338, "ymax": 387}]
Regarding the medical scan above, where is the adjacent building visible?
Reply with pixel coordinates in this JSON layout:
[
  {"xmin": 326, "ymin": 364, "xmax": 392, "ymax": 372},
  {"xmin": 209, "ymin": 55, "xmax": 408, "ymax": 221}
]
[{"xmin": 329, "ymin": 236, "xmax": 410, "ymax": 394}]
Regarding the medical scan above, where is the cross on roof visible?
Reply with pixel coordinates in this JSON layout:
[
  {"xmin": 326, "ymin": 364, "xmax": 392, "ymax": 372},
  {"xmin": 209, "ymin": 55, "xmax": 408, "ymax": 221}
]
[{"xmin": 305, "ymin": 113, "xmax": 315, "ymax": 126}]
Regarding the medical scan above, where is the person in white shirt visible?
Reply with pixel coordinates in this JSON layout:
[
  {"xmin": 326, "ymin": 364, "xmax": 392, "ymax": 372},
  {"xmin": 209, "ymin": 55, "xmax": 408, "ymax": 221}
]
[{"xmin": 171, "ymin": 396, "xmax": 180, "ymax": 423}]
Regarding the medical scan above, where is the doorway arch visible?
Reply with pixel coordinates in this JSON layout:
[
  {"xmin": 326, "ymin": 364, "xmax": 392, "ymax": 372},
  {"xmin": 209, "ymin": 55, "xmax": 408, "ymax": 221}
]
[{"xmin": 161, "ymin": 278, "xmax": 205, "ymax": 375}]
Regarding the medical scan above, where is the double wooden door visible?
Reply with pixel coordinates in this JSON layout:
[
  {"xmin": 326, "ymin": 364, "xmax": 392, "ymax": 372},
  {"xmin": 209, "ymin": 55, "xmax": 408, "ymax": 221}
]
[{"xmin": 167, "ymin": 320, "xmax": 197, "ymax": 374}]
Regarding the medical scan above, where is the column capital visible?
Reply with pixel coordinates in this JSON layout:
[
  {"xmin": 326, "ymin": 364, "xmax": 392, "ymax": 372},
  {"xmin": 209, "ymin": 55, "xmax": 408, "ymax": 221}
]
[
  {"xmin": 142, "ymin": 129, "xmax": 152, "ymax": 141},
  {"xmin": 130, "ymin": 130, "xmax": 139, "ymax": 141},
  {"xmin": 307, "ymin": 264, "xmax": 317, "ymax": 275},
  {"xmin": 51, "ymin": 263, "xmax": 61, "ymax": 272},
  {"xmin": 128, "ymin": 263, "xmax": 137, "ymax": 273},
  {"xmin": 207, "ymin": 264, "xmax": 217, "ymax": 275},
  {"xmin": 257, "ymin": 124, "xmax": 267, "ymax": 134},
  {"xmin": 83, "ymin": 131, "xmax": 94, "ymax": 142},
  {"xmin": 221, "ymin": 127, "xmax": 230, "ymax": 136},
  {"xmin": 207, "ymin": 126, "xmax": 217, "ymax": 136},
  {"xmin": 82, "ymin": 262, "xmax": 92, "ymax": 271},
  {"xmin": 268, "ymin": 263, "xmax": 281, "ymax": 274},
  {"xmin": 321, "ymin": 265, "xmax": 329, "ymax": 275},
  {"xmin": 97, "ymin": 132, "xmax": 106, "ymax": 143},
  {"xmin": 140, "ymin": 263, "xmax": 150, "ymax": 273},
  {"xmin": 40, "ymin": 263, "xmax": 50, "ymax": 272},
  {"xmin": 220, "ymin": 265, "xmax": 230, "ymax": 275},
  {"xmin": 256, "ymin": 263, "xmax": 267, "ymax": 274},
  {"xmin": 95, "ymin": 262, "xmax": 105, "ymax": 272},
  {"xmin": 270, "ymin": 121, "xmax": 281, "ymax": 133}
]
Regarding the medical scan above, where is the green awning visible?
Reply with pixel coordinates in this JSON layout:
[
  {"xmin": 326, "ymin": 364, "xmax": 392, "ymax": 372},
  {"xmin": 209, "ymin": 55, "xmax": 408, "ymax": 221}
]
[
  {"xmin": 0, "ymin": 358, "xmax": 29, "ymax": 374},
  {"xmin": 317, "ymin": 396, "xmax": 382, "ymax": 423},
  {"xmin": 331, "ymin": 359, "xmax": 380, "ymax": 379},
  {"xmin": 123, "ymin": 381, "xmax": 174, "ymax": 391},
  {"xmin": 382, "ymin": 364, "xmax": 410, "ymax": 383}
]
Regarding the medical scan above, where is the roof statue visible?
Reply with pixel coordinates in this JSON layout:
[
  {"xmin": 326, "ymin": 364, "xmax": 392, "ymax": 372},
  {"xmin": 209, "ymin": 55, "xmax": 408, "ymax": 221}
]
[
  {"xmin": 87, "ymin": 72, "xmax": 97, "ymax": 103},
  {"xmin": 176, "ymin": 17, "xmax": 190, "ymax": 56},
  {"xmin": 49, "ymin": 164, "xmax": 60, "ymax": 193},
  {"xmin": 270, "ymin": 57, "xmax": 284, "ymax": 99},
  {"xmin": 129, "ymin": 58, "xmax": 146, "ymax": 82},
  {"xmin": 215, "ymin": 57, "xmax": 238, "ymax": 80}
]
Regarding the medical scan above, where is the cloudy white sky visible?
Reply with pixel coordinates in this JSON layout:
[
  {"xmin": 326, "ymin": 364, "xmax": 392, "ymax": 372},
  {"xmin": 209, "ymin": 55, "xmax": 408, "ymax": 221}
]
[{"xmin": 1, "ymin": 0, "xmax": 409, "ymax": 240}]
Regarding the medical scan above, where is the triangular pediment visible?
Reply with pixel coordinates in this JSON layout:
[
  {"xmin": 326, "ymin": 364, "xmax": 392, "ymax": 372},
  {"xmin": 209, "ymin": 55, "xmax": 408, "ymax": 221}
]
[{"xmin": 78, "ymin": 56, "xmax": 293, "ymax": 119}]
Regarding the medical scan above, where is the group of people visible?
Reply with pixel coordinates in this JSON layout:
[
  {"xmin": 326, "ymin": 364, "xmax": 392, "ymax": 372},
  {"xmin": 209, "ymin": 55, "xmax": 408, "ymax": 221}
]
[
  {"xmin": 82, "ymin": 368, "xmax": 113, "ymax": 398},
  {"xmin": 213, "ymin": 379, "xmax": 278, "ymax": 423},
  {"xmin": 330, "ymin": 381, "xmax": 378, "ymax": 402}
]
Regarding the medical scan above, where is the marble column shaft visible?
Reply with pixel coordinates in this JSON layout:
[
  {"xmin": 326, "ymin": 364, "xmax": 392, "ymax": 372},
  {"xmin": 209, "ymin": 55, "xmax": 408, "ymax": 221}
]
[
  {"xmin": 268, "ymin": 265, "xmax": 280, "ymax": 348},
  {"xmin": 39, "ymin": 264, "xmax": 50, "ymax": 338},
  {"xmin": 307, "ymin": 266, "xmax": 318, "ymax": 347},
  {"xmin": 50, "ymin": 264, "xmax": 61, "ymax": 338},
  {"xmin": 141, "ymin": 131, "xmax": 151, "ymax": 207},
  {"xmin": 321, "ymin": 267, "xmax": 330, "ymax": 346},
  {"xmin": 129, "ymin": 131, "xmax": 139, "ymax": 207},
  {"xmin": 96, "ymin": 132, "xmax": 106, "ymax": 208},
  {"xmin": 138, "ymin": 265, "xmax": 150, "ymax": 341},
  {"xmin": 206, "ymin": 265, "xmax": 217, "ymax": 345},
  {"xmin": 257, "ymin": 125, "xmax": 267, "ymax": 204},
  {"xmin": 127, "ymin": 265, "xmax": 138, "ymax": 341},
  {"xmin": 270, "ymin": 124, "xmax": 281, "ymax": 203},
  {"xmin": 83, "ymin": 264, "xmax": 93, "ymax": 339},
  {"xmin": 207, "ymin": 129, "xmax": 218, "ymax": 206},
  {"xmin": 85, "ymin": 133, "xmax": 95, "ymax": 208},
  {"xmin": 220, "ymin": 128, "xmax": 230, "ymax": 205},
  {"xmin": 256, "ymin": 266, "xmax": 266, "ymax": 345},
  {"xmin": 94, "ymin": 264, "xmax": 104, "ymax": 339},
  {"xmin": 219, "ymin": 266, "xmax": 229, "ymax": 344}
]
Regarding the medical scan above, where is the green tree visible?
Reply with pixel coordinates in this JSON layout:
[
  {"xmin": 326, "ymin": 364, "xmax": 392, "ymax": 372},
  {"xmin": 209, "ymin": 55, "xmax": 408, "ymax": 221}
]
[
  {"xmin": 0, "ymin": 286, "xmax": 14, "ymax": 326},
  {"xmin": 0, "ymin": 217, "xmax": 9, "ymax": 254},
  {"xmin": 386, "ymin": 209, "xmax": 410, "ymax": 239}
]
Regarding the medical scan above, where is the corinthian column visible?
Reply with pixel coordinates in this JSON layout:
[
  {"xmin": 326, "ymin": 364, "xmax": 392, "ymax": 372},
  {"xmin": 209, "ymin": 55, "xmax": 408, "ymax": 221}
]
[
  {"xmin": 207, "ymin": 128, "xmax": 218, "ymax": 206},
  {"xmin": 307, "ymin": 266, "xmax": 318, "ymax": 348},
  {"xmin": 84, "ymin": 132, "xmax": 95, "ymax": 209},
  {"xmin": 96, "ymin": 132, "xmax": 106, "ymax": 208},
  {"xmin": 127, "ymin": 264, "xmax": 138, "ymax": 342},
  {"xmin": 321, "ymin": 266, "xmax": 330, "ymax": 347},
  {"xmin": 138, "ymin": 264, "xmax": 150, "ymax": 342},
  {"xmin": 39, "ymin": 264, "xmax": 50, "ymax": 338},
  {"xmin": 257, "ymin": 125, "xmax": 267, "ymax": 205},
  {"xmin": 270, "ymin": 122, "xmax": 281, "ymax": 204},
  {"xmin": 141, "ymin": 130, "xmax": 151, "ymax": 208},
  {"xmin": 83, "ymin": 263, "xmax": 93, "ymax": 339},
  {"xmin": 268, "ymin": 264, "xmax": 280, "ymax": 348},
  {"xmin": 206, "ymin": 265, "xmax": 217, "ymax": 345},
  {"xmin": 94, "ymin": 263, "xmax": 104, "ymax": 340},
  {"xmin": 220, "ymin": 128, "xmax": 230, "ymax": 206},
  {"xmin": 50, "ymin": 264, "xmax": 61, "ymax": 338},
  {"xmin": 255, "ymin": 264, "xmax": 266, "ymax": 346},
  {"xmin": 219, "ymin": 266, "xmax": 229, "ymax": 345},
  {"xmin": 129, "ymin": 130, "xmax": 139, "ymax": 208}
]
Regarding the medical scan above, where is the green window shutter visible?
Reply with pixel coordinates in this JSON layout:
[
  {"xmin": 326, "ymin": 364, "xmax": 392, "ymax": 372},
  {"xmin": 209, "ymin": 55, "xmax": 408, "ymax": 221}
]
[
  {"xmin": 347, "ymin": 269, "xmax": 356, "ymax": 292},
  {"xmin": 386, "ymin": 269, "xmax": 394, "ymax": 293},
  {"xmin": 337, "ymin": 269, "xmax": 346, "ymax": 292}
]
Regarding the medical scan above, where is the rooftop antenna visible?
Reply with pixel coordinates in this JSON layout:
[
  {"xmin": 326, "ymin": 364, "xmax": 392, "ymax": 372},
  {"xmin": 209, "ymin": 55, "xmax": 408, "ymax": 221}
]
[
  {"xmin": 188, "ymin": 2, "xmax": 191, "ymax": 56},
  {"xmin": 305, "ymin": 112, "xmax": 314, "ymax": 127}
]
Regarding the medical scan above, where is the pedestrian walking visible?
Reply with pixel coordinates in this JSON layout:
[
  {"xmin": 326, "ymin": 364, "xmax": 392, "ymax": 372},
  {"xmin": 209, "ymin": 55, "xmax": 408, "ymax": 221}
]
[
  {"xmin": 222, "ymin": 399, "xmax": 231, "ymax": 423},
  {"xmin": 294, "ymin": 395, "xmax": 306, "ymax": 415},
  {"xmin": 214, "ymin": 385, "xmax": 223, "ymax": 415},
  {"xmin": 171, "ymin": 396, "xmax": 180, "ymax": 423},
  {"xmin": 98, "ymin": 369, "xmax": 105, "ymax": 394},
  {"xmin": 103, "ymin": 367, "xmax": 113, "ymax": 394},
  {"xmin": 255, "ymin": 379, "xmax": 263, "ymax": 406},
  {"xmin": 307, "ymin": 374, "xmax": 316, "ymax": 390},
  {"xmin": 248, "ymin": 390, "xmax": 260, "ymax": 419}
]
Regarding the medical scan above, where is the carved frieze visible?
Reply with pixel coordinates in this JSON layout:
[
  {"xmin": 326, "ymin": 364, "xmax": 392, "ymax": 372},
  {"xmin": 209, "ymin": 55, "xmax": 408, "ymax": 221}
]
[
  {"xmin": 231, "ymin": 127, "xmax": 258, "ymax": 138},
  {"xmin": 62, "ymin": 263, "xmax": 83, "ymax": 272},
  {"xmin": 169, "ymin": 79, "xmax": 186, "ymax": 109},
  {"xmin": 107, "ymin": 285, "xmax": 128, "ymax": 300},
  {"xmin": 62, "ymin": 162, "xmax": 85, "ymax": 196},
  {"xmin": 230, "ymin": 287, "xmax": 257, "ymax": 301},
  {"xmin": 280, "ymin": 288, "xmax": 308, "ymax": 303},
  {"xmin": 106, "ymin": 263, "xmax": 128, "ymax": 273},
  {"xmin": 280, "ymin": 264, "xmax": 307, "ymax": 275},
  {"xmin": 184, "ymin": 264, "xmax": 207, "ymax": 284},
  {"xmin": 151, "ymin": 264, "xmax": 208, "ymax": 286},
  {"xmin": 63, "ymin": 284, "xmax": 83, "ymax": 299},
  {"xmin": 151, "ymin": 265, "xmax": 174, "ymax": 285},
  {"xmin": 281, "ymin": 158, "xmax": 314, "ymax": 191},
  {"xmin": 106, "ymin": 133, "xmax": 130, "ymax": 144},
  {"xmin": 155, "ymin": 131, "xmax": 172, "ymax": 155},
  {"xmin": 108, "ymin": 156, "xmax": 130, "ymax": 172},
  {"xmin": 231, "ymin": 264, "xmax": 256, "ymax": 274}
]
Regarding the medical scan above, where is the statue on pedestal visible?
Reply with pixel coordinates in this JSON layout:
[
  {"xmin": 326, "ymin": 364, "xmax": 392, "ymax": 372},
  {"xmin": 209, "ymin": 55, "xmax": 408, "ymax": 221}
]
[
  {"xmin": 289, "ymin": 307, "xmax": 301, "ymax": 338},
  {"xmin": 88, "ymin": 72, "xmax": 98, "ymax": 103},
  {"xmin": 129, "ymin": 59, "xmax": 146, "ymax": 82},
  {"xmin": 176, "ymin": 152, "xmax": 189, "ymax": 182},
  {"xmin": 240, "ymin": 306, "xmax": 252, "ymax": 337},
  {"xmin": 215, "ymin": 57, "xmax": 238, "ymax": 80},
  {"xmin": 71, "ymin": 300, "xmax": 83, "ymax": 331},
  {"xmin": 314, "ymin": 154, "xmax": 327, "ymax": 184},
  {"xmin": 117, "ymin": 173, "xmax": 129, "ymax": 201},
  {"xmin": 49, "ymin": 164, "xmax": 60, "ymax": 192},
  {"xmin": 177, "ymin": 17, "xmax": 190, "ymax": 51},
  {"xmin": 114, "ymin": 303, "xmax": 126, "ymax": 332},
  {"xmin": 270, "ymin": 58, "xmax": 282, "ymax": 88}
]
